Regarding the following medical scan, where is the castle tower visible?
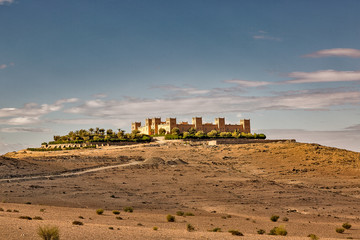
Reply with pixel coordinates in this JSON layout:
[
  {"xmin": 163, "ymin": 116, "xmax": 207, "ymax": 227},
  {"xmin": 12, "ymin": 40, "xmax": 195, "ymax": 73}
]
[
  {"xmin": 240, "ymin": 119, "xmax": 251, "ymax": 133},
  {"xmin": 192, "ymin": 117, "xmax": 203, "ymax": 131},
  {"xmin": 151, "ymin": 117, "xmax": 161, "ymax": 134},
  {"xmin": 166, "ymin": 118, "xmax": 177, "ymax": 132},
  {"xmin": 131, "ymin": 122, "xmax": 141, "ymax": 131},
  {"xmin": 215, "ymin": 117, "xmax": 225, "ymax": 132}
]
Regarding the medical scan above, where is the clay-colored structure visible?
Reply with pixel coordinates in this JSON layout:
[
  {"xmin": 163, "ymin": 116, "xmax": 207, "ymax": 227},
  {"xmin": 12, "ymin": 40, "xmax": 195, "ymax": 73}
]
[{"xmin": 132, "ymin": 117, "xmax": 250, "ymax": 135}]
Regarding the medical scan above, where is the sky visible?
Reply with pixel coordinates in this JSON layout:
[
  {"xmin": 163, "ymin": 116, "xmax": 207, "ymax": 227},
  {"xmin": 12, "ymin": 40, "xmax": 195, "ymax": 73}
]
[{"xmin": 0, "ymin": 0, "xmax": 360, "ymax": 154}]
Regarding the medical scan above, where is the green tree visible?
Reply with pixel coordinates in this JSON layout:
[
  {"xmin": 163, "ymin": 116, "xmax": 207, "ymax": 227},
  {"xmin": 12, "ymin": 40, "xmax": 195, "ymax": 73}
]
[
  {"xmin": 188, "ymin": 127, "xmax": 196, "ymax": 135},
  {"xmin": 207, "ymin": 130, "xmax": 218, "ymax": 138},
  {"xmin": 159, "ymin": 128, "xmax": 166, "ymax": 135},
  {"xmin": 195, "ymin": 131, "xmax": 205, "ymax": 138},
  {"xmin": 171, "ymin": 127, "xmax": 180, "ymax": 135}
]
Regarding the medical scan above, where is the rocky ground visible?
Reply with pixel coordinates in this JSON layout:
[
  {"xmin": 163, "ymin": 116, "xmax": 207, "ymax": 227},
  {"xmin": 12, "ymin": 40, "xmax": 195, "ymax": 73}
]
[{"xmin": 0, "ymin": 141, "xmax": 359, "ymax": 239}]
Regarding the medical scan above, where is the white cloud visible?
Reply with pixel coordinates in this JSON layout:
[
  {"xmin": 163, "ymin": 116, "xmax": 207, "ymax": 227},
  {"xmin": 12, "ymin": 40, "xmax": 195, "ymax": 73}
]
[
  {"xmin": 0, "ymin": 98, "xmax": 79, "ymax": 118},
  {"xmin": 0, "ymin": 0, "xmax": 13, "ymax": 5},
  {"xmin": 285, "ymin": 70, "xmax": 360, "ymax": 84},
  {"xmin": 303, "ymin": 48, "xmax": 360, "ymax": 58},
  {"xmin": 153, "ymin": 85, "xmax": 211, "ymax": 96},
  {"xmin": 224, "ymin": 79, "xmax": 271, "ymax": 88},
  {"xmin": 252, "ymin": 31, "xmax": 281, "ymax": 41},
  {"xmin": 0, "ymin": 64, "xmax": 7, "ymax": 69},
  {"xmin": 92, "ymin": 93, "xmax": 108, "ymax": 99}
]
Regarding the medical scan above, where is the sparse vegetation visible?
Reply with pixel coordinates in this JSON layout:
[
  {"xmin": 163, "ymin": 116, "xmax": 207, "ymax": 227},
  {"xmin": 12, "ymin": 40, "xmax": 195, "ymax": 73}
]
[
  {"xmin": 112, "ymin": 210, "xmax": 120, "ymax": 215},
  {"xmin": 108, "ymin": 227, "xmax": 114, "ymax": 230},
  {"xmin": 153, "ymin": 226, "xmax": 158, "ymax": 231},
  {"xmin": 176, "ymin": 211, "xmax": 184, "ymax": 216},
  {"xmin": 336, "ymin": 227, "xmax": 345, "ymax": 233},
  {"xmin": 210, "ymin": 227, "xmax": 222, "ymax": 232},
  {"xmin": 166, "ymin": 214, "xmax": 175, "ymax": 222},
  {"xmin": 342, "ymin": 222, "xmax": 352, "ymax": 229},
  {"xmin": 270, "ymin": 215, "xmax": 280, "ymax": 222},
  {"xmin": 257, "ymin": 229, "xmax": 265, "ymax": 235},
  {"xmin": 269, "ymin": 226, "xmax": 287, "ymax": 236},
  {"xmin": 40, "ymin": 209, "xmax": 45, "ymax": 212},
  {"xmin": 33, "ymin": 216, "xmax": 43, "ymax": 220},
  {"xmin": 19, "ymin": 216, "xmax": 32, "ymax": 220},
  {"xmin": 282, "ymin": 217, "xmax": 289, "ymax": 222},
  {"xmin": 228, "ymin": 230, "xmax": 243, "ymax": 236},
  {"xmin": 72, "ymin": 221, "xmax": 83, "ymax": 225},
  {"xmin": 187, "ymin": 224, "xmax": 195, "ymax": 232},
  {"xmin": 96, "ymin": 208, "xmax": 104, "ymax": 215},
  {"xmin": 37, "ymin": 225, "xmax": 60, "ymax": 240},
  {"xmin": 0, "ymin": 208, "xmax": 3, "ymax": 211},
  {"xmin": 123, "ymin": 206, "xmax": 133, "ymax": 212},
  {"xmin": 6, "ymin": 209, "xmax": 12, "ymax": 212},
  {"xmin": 184, "ymin": 212, "xmax": 194, "ymax": 216},
  {"xmin": 13, "ymin": 209, "xmax": 19, "ymax": 212},
  {"xmin": 78, "ymin": 216, "xmax": 84, "ymax": 219},
  {"xmin": 115, "ymin": 216, "xmax": 123, "ymax": 220},
  {"xmin": 308, "ymin": 234, "xmax": 319, "ymax": 240}
]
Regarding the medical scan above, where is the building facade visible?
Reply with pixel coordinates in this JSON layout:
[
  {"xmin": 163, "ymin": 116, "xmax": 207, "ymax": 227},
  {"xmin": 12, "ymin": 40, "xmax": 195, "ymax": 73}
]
[{"xmin": 132, "ymin": 117, "xmax": 250, "ymax": 135}]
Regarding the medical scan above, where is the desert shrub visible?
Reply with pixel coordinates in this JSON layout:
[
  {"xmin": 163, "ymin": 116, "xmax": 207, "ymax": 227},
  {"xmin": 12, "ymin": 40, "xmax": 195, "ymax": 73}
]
[
  {"xmin": 33, "ymin": 216, "xmax": 43, "ymax": 220},
  {"xmin": 184, "ymin": 212, "xmax": 194, "ymax": 216},
  {"xmin": 25, "ymin": 201, "xmax": 31, "ymax": 204},
  {"xmin": 96, "ymin": 208, "xmax": 104, "ymax": 215},
  {"xmin": 115, "ymin": 216, "xmax": 123, "ymax": 220},
  {"xmin": 336, "ymin": 228, "xmax": 345, "ymax": 233},
  {"xmin": 166, "ymin": 214, "xmax": 175, "ymax": 222},
  {"xmin": 110, "ymin": 195, "xmax": 116, "ymax": 198},
  {"xmin": 342, "ymin": 222, "xmax": 352, "ymax": 229},
  {"xmin": 308, "ymin": 234, "xmax": 319, "ymax": 240},
  {"xmin": 137, "ymin": 223, "xmax": 143, "ymax": 226},
  {"xmin": 19, "ymin": 216, "xmax": 32, "ymax": 220},
  {"xmin": 187, "ymin": 224, "xmax": 195, "ymax": 232},
  {"xmin": 153, "ymin": 226, "xmax": 158, "ymax": 231},
  {"xmin": 13, "ymin": 209, "xmax": 19, "ymax": 212},
  {"xmin": 257, "ymin": 229, "xmax": 265, "ymax": 235},
  {"xmin": 176, "ymin": 211, "xmax": 184, "ymax": 216},
  {"xmin": 112, "ymin": 210, "xmax": 120, "ymax": 215},
  {"xmin": 269, "ymin": 226, "xmax": 287, "ymax": 236},
  {"xmin": 270, "ymin": 215, "xmax": 280, "ymax": 222},
  {"xmin": 40, "ymin": 209, "xmax": 45, "ymax": 212},
  {"xmin": 78, "ymin": 216, "xmax": 84, "ymax": 219},
  {"xmin": 6, "ymin": 209, "xmax": 12, "ymax": 212},
  {"xmin": 108, "ymin": 227, "xmax": 114, "ymax": 230},
  {"xmin": 0, "ymin": 208, "xmax": 3, "ymax": 211},
  {"xmin": 72, "ymin": 221, "xmax": 83, "ymax": 225},
  {"xmin": 37, "ymin": 225, "xmax": 60, "ymax": 240},
  {"xmin": 210, "ymin": 227, "xmax": 222, "ymax": 232},
  {"xmin": 228, "ymin": 230, "xmax": 243, "ymax": 236},
  {"xmin": 123, "ymin": 206, "xmax": 133, "ymax": 212},
  {"xmin": 282, "ymin": 217, "xmax": 289, "ymax": 222}
]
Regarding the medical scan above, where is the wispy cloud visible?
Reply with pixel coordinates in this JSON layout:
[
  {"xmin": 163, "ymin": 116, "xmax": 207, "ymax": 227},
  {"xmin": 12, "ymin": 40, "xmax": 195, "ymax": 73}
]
[
  {"xmin": 252, "ymin": 30, "xmax": 281, "ymax": 41},
  {"xmin": 303, "ymin": 48, "xmax": 360, "ymax": 58},
  {"xmin": 285, "ymin": 70, "xmax": 360, "ymax": 84},
  {"xmin": 65, "ymin": 89, "xmax": 360, "ymax": 119},
  {"xmin": 152, "ymin": 85, "xmax": 211, "ymax": 96},
  {"xmin": 224, "ymin": 79, "xmax": 271, "ymax": 88},
  {"xmin": 258, "ymin": 128, "xmax": 360, "ymax": 153},
  {"xmin": 0, "ymin": 62, "xmax": 15, "ymax": 70},
  {"xmin": 0, "ymin": 127, "xmax": 51, "ymax": 133},
  {"xmin": 0, "ymin": 0, "xmax": 14, "ymax": 5}
]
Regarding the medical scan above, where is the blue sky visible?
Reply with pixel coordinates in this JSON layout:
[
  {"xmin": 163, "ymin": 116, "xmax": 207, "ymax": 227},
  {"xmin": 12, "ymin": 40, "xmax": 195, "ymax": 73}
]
[{"xmin": 1, "ymin": 0, "xmax": 360, "ymax": 153}]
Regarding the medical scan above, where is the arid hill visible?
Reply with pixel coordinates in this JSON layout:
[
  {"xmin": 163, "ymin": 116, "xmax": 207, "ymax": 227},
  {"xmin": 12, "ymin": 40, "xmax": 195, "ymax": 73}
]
[{"xmin": 0, "ymin": 141, "xmax": 359, "ymax": 239}]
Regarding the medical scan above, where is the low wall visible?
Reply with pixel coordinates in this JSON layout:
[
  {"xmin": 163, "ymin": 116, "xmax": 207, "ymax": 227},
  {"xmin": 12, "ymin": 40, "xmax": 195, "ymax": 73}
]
[
  {"xmin": 42, "ymin": 141, "xmax": 139, "ymax": 149},
  {"xmin": 207, "ymin": 139, "xmax": 296, "ymax": 145}
]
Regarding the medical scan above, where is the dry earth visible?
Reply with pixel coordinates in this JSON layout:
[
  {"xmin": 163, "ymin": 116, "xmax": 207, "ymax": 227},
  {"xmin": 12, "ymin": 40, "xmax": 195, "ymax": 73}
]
[{"xmin": 0, "ymin": 141, "xmax": 360, "ymax": 239}]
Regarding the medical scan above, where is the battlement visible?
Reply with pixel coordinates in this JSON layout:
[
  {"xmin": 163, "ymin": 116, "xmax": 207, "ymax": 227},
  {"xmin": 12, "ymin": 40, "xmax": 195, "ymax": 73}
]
[{"xmin": 132, "ymin": 117, "xmax": 251, "ymax": 135}]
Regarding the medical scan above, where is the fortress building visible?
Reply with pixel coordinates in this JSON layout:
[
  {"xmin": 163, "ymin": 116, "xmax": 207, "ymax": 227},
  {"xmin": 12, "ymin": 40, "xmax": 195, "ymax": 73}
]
[{"xmin": 132, "ymin": 117, "xmax": 250, "ymax": 135}]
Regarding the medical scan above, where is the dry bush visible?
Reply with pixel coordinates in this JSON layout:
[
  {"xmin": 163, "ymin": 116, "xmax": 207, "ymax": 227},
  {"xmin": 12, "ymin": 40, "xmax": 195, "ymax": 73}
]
[{"xmin": 37, "ymin": 225, "xmax": 60, "ymax": 240}]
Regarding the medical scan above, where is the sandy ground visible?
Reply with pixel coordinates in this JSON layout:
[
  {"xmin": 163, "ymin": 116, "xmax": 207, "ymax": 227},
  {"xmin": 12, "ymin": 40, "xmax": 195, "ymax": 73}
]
[{"xmin": 0, "ymin": 141, "xmax": 359, "ymax": 239}]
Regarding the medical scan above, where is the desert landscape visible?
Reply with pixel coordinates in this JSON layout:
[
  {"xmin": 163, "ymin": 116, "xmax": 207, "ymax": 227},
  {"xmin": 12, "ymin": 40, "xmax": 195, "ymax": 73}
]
[{"xmin": 0, "ymin": 140, "xmax": 359, "ymax": 239}]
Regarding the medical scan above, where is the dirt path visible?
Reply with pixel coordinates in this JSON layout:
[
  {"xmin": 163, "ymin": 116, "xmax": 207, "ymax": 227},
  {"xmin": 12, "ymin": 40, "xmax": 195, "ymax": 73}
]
[{"xmin": 0, "ymin": 161, "xmax": 142, "ymax": 183}]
